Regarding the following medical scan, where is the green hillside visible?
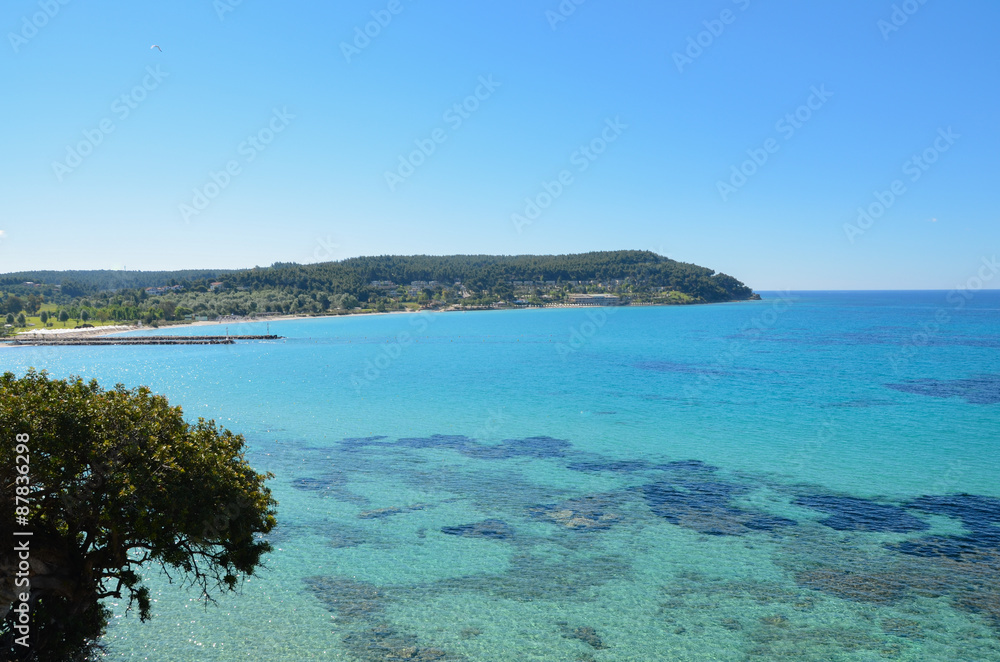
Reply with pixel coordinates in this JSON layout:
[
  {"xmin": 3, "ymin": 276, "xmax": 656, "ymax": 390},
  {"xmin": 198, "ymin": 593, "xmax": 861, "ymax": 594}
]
[{"xmin": 0, "ymin": 251, "xmax": 756, "ymax": 329}]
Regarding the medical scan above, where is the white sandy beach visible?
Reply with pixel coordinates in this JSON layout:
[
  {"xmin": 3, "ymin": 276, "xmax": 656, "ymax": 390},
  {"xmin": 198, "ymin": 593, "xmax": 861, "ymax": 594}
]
[{"xmin": 14, "ymin": 324, "xmax": 137, "ymax": 338}]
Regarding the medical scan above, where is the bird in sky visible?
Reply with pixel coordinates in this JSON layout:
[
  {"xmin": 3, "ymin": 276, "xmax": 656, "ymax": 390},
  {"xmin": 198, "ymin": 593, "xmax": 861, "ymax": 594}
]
[{"xmin": 151, "ymin": 45, "xmax": 162, "ymax": 52}]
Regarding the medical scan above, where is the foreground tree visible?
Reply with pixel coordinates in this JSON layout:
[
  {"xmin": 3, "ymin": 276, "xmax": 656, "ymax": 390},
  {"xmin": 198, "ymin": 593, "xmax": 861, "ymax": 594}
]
[{"xmin": 0, "ymin": 371, "xmax": 276, "ymax": 661}]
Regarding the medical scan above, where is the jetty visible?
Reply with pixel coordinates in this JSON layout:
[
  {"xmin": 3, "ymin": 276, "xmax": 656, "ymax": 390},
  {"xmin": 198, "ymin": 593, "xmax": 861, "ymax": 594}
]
[{"xmin": 2, "ymin": 335, "xmax": 283, "ymax": 346}]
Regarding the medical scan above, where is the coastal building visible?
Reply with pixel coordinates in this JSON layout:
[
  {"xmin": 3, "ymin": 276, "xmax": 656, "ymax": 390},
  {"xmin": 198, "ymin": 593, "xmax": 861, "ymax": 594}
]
[
  {"xmin": 145, "ymin": 285, "xmax": 184, "ymax": 296},
  {"xmin": 567, "ymin": 293, "xmax": 621, "ymax": 306}
]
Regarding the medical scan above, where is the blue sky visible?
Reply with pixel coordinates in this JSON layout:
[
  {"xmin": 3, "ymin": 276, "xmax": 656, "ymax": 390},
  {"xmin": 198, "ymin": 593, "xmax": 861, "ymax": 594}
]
[{"xmin": 0, "ymin": 0, "xmax": 997, "ymax": 289}]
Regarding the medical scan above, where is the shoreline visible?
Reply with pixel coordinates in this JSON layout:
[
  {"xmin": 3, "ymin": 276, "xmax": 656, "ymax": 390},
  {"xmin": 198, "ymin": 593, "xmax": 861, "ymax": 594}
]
[{"xmin": 2, "ymin": 298, "xmax": 764, "ymax": 342}]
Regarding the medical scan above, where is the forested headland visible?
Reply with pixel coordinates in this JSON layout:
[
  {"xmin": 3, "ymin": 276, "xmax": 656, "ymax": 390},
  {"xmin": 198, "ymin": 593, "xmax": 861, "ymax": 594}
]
[{"xmin": 0, "ymin": 251, "xmax": 757, "ymax": 329}]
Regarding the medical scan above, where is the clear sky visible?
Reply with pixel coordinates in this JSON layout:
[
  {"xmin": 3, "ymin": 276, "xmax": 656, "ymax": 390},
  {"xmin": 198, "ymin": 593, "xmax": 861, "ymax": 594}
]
[{"xmin": 1, "ymin": 0, "xmax": 997, "ymax": 289}]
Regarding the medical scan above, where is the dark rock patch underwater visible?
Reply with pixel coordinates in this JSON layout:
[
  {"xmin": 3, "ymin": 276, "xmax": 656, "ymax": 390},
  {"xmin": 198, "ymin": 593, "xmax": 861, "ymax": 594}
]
[
  {"xmin": 339, "ymin": 433, "xmax": 572, "ymax": 460},
  {"xmin": 358, "ymin": 503, "xmax": 430, "ymax": 520},
  {"xmin": 891, "ymin": 494, "xmax": 1000, "ymax": 561},
  {"xmin": 528, "ymin": 493, "xmax": 625, "ymax": 532},
  {"xmin": 441, "ymin": 519, "xmax": 514, "ymax": 540},
  {"xmin": 885, "ymin": 374, "xmax": 1000, "ymax": 405},
  {"xmin": 304, "ymin": 576, "xmax": 462, "ymax": 659},
  {"xmin": 643, "ymin": 481, "xmax": 796, "ymax": 536},
  {"xmin": 908, "ymin": 493, "xmax": 1000, "ymax": 531},
  {"xmin": 341, "ymin": 625, "xmax": 456, "ymax": 662},
  {"xmin": 793, "ymin": 494, "xmax": 929, "ymax": 533},
  {"xmin": 461, "ymin": 435, "xmax": 571, "ymax": 460},
  {"xmin": 891, "ymin": 534, "xmax": 1000, "ymax": 561},
  {"xmin": 566, "ymin": 457, "xmax": 721, "ymax": 475},
  {"xmin": 560, "ymin": 624, "xmax": 605, "ymax": 650},
  {"xmin": 290, "ymin": 473, "xmax": 368, "ymax": 505},
  {"xmin": 566, "ymin": 459, "xmax": 651, "ymax": 473},
  {"xmin": 795, "ymin": 568, "xmax": 910, "ymax": 605},
  {"xmin": 303, "ymin": 576, "xmax": 387, "ymax": 624},
  {"xmin": 431, "ymin": 550, "xmax": 633, "ymax": 602}
]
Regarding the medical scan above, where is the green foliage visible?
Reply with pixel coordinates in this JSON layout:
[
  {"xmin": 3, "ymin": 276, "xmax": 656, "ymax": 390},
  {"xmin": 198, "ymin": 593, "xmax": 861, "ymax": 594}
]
[
  {"xmin": 0, "ymin": 271, "xmax": 233, "ymax": 298},
  {"xmin": 220, "ymin": 251, "xmax": 753, "ymax": 303},
  {"xmin": 23, "ymin": 296, "xmax": 43, "ymax": 315},
  {"xmin": 0, "ymin": 371, "xmax": 276, "ymax": 661},
  {"xmin": 5, "ymin": 296, "xmax": 24, "ymax": 315}
]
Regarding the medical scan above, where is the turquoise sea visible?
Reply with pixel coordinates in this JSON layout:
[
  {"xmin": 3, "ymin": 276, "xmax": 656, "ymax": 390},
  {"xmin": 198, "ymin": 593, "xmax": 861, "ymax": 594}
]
[{"xmin": 4, "ymin": 291, "xmax": 1000, "ymax": 661}]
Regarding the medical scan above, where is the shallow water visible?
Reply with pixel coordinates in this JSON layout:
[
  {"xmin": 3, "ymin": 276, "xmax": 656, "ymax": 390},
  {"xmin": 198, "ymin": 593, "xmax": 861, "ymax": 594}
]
[{"xmin": 3, "ymin": 292, "xmax": 999, "ymax": 660}]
